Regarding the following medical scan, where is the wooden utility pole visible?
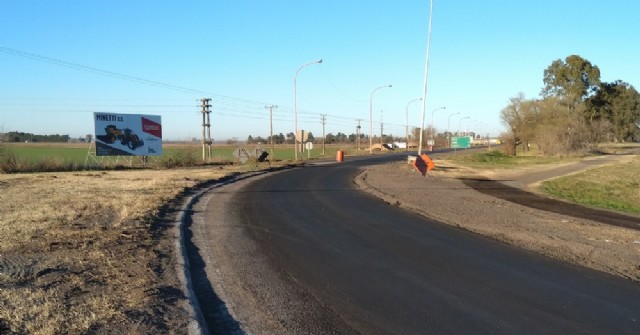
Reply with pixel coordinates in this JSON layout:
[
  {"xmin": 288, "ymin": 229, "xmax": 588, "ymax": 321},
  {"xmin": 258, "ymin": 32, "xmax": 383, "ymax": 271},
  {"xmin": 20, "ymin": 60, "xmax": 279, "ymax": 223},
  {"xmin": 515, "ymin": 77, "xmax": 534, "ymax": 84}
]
[
  {"xmin": 200, "ymin": 98, "xmax": 212, "ymax": 162},
  {"xmin": 265, "ymin": 105, "xmax": 278, "ymax": 157},
  {"xmin": 320, "ymin": 114, "xmax": 327, "ymax": 155}
]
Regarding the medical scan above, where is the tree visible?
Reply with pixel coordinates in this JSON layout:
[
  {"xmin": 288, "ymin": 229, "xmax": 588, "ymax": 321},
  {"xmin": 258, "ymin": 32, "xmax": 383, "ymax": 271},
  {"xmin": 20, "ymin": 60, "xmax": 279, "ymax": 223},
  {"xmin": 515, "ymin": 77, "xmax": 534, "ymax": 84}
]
[
  {"xmin": 500, "ymin": 93, "xmax": 539, "ymax": 154},
  {"xmin": 325, "ymin": 133, "xmax": 336, "ymax": 144},
  {"xmin": 285, "ymin": 132, "xmax": 295, "ymax": 144},
  {"xmin": 542, "ymin": 55, "xmax": 601, "ymax": 108},
  {"xmin": 586, "ymin": 80, "xmax": 640, "ymax": 142}
]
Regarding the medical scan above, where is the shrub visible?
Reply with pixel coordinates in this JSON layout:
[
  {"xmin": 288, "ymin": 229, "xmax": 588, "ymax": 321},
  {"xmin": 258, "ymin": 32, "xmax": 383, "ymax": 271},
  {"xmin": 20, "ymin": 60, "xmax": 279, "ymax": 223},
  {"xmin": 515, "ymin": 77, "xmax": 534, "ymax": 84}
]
[
  {"xmin": 0, "ymin": 146, "xmax": 19, "ymax": 173},
  {"xmin": 155, "ymin": 149, "xmax": 199, "ymax": 168}
]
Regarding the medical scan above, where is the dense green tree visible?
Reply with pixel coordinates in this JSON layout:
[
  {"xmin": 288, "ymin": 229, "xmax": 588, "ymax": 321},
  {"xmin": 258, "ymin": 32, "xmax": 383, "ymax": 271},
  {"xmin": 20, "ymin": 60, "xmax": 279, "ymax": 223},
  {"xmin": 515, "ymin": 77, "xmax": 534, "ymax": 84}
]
[
  {"xmin": 542, "ymin": 55, "xmax": 601, "ymax": 107},
  {"xmin": 285, "ymin": 132, "xmax": 295, "ymax": 144},
  {"xmin": 586, "ymin": 80, "xmax": 640, "ymax": 142},
  {"xmin": 325, "ymin": 133, "xmax": 336, "ymax": 144}
]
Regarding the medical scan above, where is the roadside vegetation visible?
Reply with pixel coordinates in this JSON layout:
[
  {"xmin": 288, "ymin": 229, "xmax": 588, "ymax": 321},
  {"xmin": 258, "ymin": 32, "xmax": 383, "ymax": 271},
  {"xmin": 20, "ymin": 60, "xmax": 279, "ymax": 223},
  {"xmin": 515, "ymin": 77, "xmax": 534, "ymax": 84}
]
[
  {"xmin": 0, "ymin": 142, "xmax": 360, "ymax": 173},
  {"xmin": 542, "ymin": 156, "xmax": 640, "ymax": 214},
  {"xmin": 446, "ymin": 148, "xmax": 577, "ymax": 169},
  {"xmin": 500, "ymin": 54, "xmax": 640, "ymax": 157},
  {"xmin": 447, "ymin": 144, "xmax": 640, "ymax": 215}
]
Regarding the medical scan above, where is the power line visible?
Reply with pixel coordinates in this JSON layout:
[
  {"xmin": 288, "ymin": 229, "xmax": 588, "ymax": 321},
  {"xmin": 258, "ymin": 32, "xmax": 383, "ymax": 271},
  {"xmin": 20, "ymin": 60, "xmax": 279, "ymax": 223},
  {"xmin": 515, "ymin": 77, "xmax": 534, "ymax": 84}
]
[{"xmin": 0, "ymin": 46, "xmax": 277, "ymax": 110}]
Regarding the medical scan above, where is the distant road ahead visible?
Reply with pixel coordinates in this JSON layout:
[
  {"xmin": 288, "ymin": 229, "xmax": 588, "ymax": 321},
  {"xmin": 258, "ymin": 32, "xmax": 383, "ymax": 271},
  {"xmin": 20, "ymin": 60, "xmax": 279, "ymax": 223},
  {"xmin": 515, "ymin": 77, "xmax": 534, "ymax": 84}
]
[{"xmin": 203, "ymin": 153, "xmax": 640, "ymax": 334}]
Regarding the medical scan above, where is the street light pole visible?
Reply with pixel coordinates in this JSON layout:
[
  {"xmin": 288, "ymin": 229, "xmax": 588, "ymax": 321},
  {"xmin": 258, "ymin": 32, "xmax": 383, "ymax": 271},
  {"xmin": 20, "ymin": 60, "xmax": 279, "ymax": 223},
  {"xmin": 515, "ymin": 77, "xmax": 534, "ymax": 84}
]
[
  {"xmin": 458, "ymin": 116, "xmax": 470, "ymax": 135},
  {"xmin": 369, "ymin": 84, "xmax": 392, "ymax": 154},
  {"xmin": 429, "ymin": 106, "xmax": 446, "ymax": 151},
  {"xmin": 418, "ymin": 0, "xmax": 435, "ymax": 155},
  {"xmin": 447, "ymin": 111, "xmax": 460, "ymax": 147},
  {"xmin": 405, "ymin": 97, "xmax": 422, "ymax": 152},
  {"xmin": 294, "ymin": 59, "xmax": 322, "ymax": 161}
]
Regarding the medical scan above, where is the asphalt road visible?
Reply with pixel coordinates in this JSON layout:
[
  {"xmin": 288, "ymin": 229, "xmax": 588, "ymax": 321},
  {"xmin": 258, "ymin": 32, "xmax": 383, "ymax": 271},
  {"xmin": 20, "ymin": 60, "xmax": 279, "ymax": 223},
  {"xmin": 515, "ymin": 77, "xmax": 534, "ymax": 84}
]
[{"xmin": 196, "ymin": 153, "xmax": 640, "ymax": 334}]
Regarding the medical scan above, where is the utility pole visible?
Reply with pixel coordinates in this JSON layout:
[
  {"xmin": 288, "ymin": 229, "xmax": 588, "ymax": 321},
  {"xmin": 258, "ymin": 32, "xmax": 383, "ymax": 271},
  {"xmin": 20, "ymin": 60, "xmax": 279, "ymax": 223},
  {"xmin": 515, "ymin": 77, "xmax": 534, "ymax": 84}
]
[
  {"xmin": 355, "ymin": 118, "xmax": 363, "ymax": 155},
  {"xmin": 265, "ymin": 105, "xmax": 278, "ymax": 157},
  {"xmin": 320, "ymin": 114, "xmax": 327, "ymax": 155},
  {"xmin": 380, "ymin": 110, "xmax": 384, "ymax": 146},
  {"xmin": 200, "ymin": 98, "xmax": 212, "ymax": 162}
]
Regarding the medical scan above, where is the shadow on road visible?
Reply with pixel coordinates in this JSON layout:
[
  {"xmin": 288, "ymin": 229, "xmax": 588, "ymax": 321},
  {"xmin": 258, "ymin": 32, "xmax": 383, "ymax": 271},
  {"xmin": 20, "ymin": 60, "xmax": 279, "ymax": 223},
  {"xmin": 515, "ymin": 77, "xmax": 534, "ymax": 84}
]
[{"xmin": 461, "ymin": 178, "xmax": 640, "ymax": 231}]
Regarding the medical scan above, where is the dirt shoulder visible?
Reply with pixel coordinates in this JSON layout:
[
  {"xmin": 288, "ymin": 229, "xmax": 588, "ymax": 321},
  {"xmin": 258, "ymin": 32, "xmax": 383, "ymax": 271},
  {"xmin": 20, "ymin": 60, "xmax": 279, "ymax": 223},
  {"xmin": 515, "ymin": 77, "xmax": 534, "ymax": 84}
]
[
  {"xmin": 0, "ymin": 166, "xmax": 253, "ymax": 335},
  {"xmin": 354, "ymin": 154, "xmax": 640, "ymax": 282}
]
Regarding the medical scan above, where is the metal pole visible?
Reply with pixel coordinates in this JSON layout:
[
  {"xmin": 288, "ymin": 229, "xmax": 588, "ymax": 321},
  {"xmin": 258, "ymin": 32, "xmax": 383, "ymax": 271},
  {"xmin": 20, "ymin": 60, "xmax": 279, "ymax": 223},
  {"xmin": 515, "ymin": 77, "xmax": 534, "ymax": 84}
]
[
  {"xmin": 294, "ymin": 59, "xmax": 322, "ymax": 161},
  {"xmin": 369, "ymin": 84, "xmax": 392, "ymax": 154},
  {"xmin": 418, "ymin": 0, "xmax": 435, "ymax": 155},
  {"xmin": 459, "ymin": 116, "xmax": 470, "ymax": 135}
]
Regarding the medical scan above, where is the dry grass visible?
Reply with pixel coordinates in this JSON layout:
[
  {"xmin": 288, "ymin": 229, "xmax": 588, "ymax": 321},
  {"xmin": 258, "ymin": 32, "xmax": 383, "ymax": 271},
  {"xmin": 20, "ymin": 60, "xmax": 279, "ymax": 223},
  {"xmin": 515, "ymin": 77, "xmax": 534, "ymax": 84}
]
[{"xmin": 0, "ymin": 164, "xmax": 273, "ymax": 334}]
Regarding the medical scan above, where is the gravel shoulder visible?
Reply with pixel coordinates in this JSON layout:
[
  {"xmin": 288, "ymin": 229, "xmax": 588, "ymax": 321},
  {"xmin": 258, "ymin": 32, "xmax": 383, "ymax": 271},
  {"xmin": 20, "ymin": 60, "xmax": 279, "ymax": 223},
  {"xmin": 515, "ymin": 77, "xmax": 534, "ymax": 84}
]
[{"xmin": 354, "ymin": 154, "xmax": 640, "ymax": 282}]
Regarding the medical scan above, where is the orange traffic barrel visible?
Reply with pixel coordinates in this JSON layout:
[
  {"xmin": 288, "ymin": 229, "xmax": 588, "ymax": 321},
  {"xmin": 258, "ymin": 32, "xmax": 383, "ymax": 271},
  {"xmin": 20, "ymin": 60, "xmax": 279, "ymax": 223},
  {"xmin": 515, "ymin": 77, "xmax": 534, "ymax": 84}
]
[{"xmin": 336, "ymin": 150, "xmax": 344, "ymax": 162}]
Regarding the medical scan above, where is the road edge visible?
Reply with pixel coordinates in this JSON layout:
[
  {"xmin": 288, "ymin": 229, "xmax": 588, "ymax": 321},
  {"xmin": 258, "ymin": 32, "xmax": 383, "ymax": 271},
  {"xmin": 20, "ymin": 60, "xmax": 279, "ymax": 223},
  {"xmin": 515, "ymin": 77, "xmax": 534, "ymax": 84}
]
[{"xmin": 172, "ymin": 166, "xmax": 295, "ymax": 335}]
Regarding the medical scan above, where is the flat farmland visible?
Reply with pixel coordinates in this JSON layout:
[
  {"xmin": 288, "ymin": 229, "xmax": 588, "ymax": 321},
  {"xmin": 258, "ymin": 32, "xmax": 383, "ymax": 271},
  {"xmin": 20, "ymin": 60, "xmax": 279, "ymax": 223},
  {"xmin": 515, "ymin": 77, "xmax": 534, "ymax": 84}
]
[{"xmin": 2, "ymin": 142, "xmax": 358, "ymax": 164}]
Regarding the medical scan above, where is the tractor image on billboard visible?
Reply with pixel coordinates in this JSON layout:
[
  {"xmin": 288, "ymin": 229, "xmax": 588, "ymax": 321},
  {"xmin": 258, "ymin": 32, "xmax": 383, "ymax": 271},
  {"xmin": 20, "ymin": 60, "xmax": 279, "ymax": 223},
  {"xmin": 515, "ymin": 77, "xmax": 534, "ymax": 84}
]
[{"xmin": 97, "ymin": 125, "xmax": 145, "ymax": 150}]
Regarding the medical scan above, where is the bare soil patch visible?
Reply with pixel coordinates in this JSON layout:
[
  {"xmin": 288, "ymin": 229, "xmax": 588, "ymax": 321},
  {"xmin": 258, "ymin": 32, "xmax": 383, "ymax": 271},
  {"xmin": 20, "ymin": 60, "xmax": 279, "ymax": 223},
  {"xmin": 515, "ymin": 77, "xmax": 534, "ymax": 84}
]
[{"xmin": 355, "ymin": 156, "xmax": 640, "ymax": 282}]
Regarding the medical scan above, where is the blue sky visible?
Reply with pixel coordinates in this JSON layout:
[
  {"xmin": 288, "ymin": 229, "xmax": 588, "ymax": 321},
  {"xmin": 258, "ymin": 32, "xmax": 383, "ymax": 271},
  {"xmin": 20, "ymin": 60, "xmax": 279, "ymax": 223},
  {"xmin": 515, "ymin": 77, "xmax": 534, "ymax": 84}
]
[{"xmin": 1, "ymin": 0, "xmax": 639, "ymax": 141}]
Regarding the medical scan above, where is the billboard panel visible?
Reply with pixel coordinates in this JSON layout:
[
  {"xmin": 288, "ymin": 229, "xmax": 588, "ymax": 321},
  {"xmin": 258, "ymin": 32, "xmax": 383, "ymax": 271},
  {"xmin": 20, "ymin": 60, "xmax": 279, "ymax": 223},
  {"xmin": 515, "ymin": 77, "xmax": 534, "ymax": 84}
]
[{"xmin": 94, "ymin": 113, "xmax": 162, "ymax": 156}]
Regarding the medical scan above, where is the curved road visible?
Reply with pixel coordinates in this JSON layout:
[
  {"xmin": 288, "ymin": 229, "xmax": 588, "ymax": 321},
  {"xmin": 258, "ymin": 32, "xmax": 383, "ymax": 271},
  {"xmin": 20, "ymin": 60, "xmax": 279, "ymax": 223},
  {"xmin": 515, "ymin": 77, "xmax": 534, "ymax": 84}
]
[{"xmin": 193, "ymin": 153, "xmax": 640, "ymax": 334}]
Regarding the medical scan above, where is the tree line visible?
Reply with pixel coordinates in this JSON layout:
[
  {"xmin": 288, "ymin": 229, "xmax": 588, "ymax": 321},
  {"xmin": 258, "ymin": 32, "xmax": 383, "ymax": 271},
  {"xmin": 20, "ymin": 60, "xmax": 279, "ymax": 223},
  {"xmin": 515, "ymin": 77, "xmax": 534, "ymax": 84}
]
[
  {"xmin": 246, "ymin": 132, "xmax": 409, "ymax": 145},
  {"xmin": 501, "ymin": 55, "xmax": 640, "ymax": 156},
  {"xmin": 0, "ymin": 131, "xmax": 75, "ymax": 143}
]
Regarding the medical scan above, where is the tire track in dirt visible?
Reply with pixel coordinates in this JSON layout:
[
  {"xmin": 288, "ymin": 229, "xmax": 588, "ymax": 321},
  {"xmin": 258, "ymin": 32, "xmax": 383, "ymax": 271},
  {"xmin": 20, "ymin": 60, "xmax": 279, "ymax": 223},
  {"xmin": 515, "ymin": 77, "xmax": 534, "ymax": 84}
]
[{"xmin": 0, "ymin": 255, "xmax": 36, "ymax": 281}]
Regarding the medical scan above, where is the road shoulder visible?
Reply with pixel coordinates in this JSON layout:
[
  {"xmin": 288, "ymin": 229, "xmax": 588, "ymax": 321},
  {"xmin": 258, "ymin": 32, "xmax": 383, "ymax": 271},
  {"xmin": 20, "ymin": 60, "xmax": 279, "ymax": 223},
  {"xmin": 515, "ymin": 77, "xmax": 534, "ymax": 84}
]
[{"xmin": 354, "ymin": 156, "xmax": 640, "ymax": 282}]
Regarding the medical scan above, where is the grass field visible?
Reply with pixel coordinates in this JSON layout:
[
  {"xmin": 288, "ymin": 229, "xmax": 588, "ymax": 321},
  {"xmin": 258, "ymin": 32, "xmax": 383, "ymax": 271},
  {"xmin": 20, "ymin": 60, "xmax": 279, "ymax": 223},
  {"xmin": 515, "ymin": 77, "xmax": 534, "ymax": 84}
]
[
  {"xmin": 541, "ymin": 156, "xmax": 640, "ymax": 213},
  {"xmin": 1, "ymin": 142, "xmax": 359, "ymax": 165},
  {"xmin": 443, "ymin": 146, "xmax": 579, "ymax": 169}
]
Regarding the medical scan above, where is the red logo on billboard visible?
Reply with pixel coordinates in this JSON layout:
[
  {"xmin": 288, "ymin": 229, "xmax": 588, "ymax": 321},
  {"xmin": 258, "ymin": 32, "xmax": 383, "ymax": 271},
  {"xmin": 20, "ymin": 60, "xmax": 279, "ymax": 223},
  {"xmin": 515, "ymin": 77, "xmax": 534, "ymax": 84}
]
[{"xmin": 141, "ymin": 117, "xmax": 162, "ymax": 138}]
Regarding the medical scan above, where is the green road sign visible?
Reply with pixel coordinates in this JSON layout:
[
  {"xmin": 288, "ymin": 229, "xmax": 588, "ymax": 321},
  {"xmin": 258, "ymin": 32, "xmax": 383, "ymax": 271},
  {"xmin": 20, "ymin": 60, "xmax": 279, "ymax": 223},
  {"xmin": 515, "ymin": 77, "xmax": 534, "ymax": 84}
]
[{"xmin": 451, "ymin": 136, "xmax": 471, "ymax": 149}]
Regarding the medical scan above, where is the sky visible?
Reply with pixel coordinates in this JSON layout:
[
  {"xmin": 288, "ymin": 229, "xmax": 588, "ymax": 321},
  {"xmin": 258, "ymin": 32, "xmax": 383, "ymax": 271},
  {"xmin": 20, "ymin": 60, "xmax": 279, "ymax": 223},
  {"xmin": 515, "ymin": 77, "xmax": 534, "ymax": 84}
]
[{"xmin": 1, "ymin": 0, "xmax": 639, "ymax": 141}]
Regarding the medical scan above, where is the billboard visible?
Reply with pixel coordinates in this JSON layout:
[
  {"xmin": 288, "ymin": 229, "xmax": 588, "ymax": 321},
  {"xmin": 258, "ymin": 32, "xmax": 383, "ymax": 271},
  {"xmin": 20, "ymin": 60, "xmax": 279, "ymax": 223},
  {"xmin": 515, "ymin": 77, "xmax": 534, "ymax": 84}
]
[{"xmin": 94, "ymin": 112, "xmax": 162, "ymax": 156}]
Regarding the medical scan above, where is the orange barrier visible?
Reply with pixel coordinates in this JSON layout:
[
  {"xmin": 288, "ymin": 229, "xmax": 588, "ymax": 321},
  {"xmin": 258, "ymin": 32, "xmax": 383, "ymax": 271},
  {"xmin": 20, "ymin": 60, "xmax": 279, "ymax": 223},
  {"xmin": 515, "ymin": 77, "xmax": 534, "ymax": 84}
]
[
  {"xmin": 412, "ymin": 153, "xmax": 436, "ymax": 176},
  {"xmin": 336, "ymin": 150, "xmax": 344, "ymax": 162}
]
